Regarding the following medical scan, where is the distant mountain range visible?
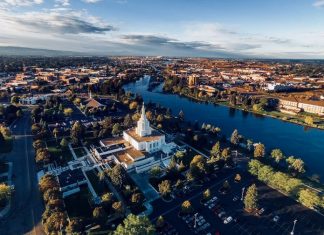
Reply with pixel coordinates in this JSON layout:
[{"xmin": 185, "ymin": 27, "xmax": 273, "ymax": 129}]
[{"xmin": 0, "ymin": 46, "xmax": 87, "ymax": 57}]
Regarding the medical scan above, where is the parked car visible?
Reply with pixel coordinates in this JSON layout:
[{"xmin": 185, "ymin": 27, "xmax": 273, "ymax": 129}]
[
  {"xmin": 233, "ymin": 196, "xmax": 239, "ymax": 202},
  {"xmin": 224, "ymin": 216, "xmax": 233, "ymax": 224},
  {"xmin": 273, "ymin": 215, "xmax": 280, "ymax": 222}
]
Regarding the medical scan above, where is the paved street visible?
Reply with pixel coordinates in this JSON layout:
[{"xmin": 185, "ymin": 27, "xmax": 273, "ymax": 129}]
[{"xmin": 0, "ymin": 113, "xmax": 44, "ymax": 235}]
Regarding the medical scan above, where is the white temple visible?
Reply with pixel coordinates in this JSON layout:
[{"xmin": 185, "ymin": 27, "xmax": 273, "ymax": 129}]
[
  {"xmin": 123, "ymin": 103, "xmax": 166, "ymax": 153},
  {"xmin": 93, "ymin": 103, "xmax": 177, "ymax": 173}
]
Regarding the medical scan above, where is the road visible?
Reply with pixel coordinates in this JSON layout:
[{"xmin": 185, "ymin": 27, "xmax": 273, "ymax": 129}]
[{"xmin": 0, "ymin": 112, "xmax": 45, "ymax": 235}]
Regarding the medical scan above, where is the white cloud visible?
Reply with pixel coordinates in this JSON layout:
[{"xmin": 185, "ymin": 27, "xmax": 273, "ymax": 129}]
[
  {"xmin": 313, "ymin": 0, "xmax": 324, "ymax": 7},
  {"xmin": 55, "ymin": 0, "xmax": 70, "ymax": 7},
  {"xmin": 1, "ymin": 0, "xmax": 43, "ymax": 7},
  {"xmin": 0, "ymin": 8, "xmax": 116, "ymax": 35},
  {"xmin": 83, "ymin": 0, "xmax": 102, "ymax": 3}
]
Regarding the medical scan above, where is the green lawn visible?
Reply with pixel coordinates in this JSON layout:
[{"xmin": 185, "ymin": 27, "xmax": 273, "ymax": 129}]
[
  {"xmin": 86, "ymin": 170, "xmax": 110, "ymax": 196},
  {"xmin": 74, "ymin": 147, "xmax": 87, "ymax": 158},
  {"xmin": 47, "ymin": 140, "xmax": 73, "ymax": 165},
  {"xmin": 65, "ymin": 185, "xmax": 93, "ymax": 218}
]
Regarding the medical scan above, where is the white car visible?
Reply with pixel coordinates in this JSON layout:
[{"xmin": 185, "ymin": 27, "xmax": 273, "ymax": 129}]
[
  {"xmin": 224, "ymin": 216, "xmax": 233, "ymax": 224},
  {"xmin": 208, "ymin": 203, "xmax": 215, "ymax": 209},
  {"xmin": 273, "ymin": 215, "xmax": 280, "ymax": 222}
]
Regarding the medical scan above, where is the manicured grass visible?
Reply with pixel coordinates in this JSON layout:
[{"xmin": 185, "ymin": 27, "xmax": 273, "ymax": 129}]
[
  {"xmin": 86, "ymin": 170, "xmax": 110, "ymax": 196},
  {"xmin": 47, "ymin": 140, "xmax": 73, "ymax": 165},
  {"xmin": 65, "ymin": 185, "xmax": 93, "ymax": 218},
  {"xmin": 74, "ymin": 147, "xmax": 87, "ymax": 158}
]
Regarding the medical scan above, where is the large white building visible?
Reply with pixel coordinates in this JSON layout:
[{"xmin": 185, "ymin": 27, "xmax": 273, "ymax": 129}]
[{"xmin": 93, "ymin": 103, "xmax": 177, "ymax": 173}]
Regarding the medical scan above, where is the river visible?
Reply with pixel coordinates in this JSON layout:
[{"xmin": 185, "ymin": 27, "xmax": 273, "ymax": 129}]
[{"xmin": 123, "ymin": 76, "xmax": 324, "ymax": 179}]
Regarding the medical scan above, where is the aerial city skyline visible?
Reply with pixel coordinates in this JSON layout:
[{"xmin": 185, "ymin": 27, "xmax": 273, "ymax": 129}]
[
  {"xmin": 0, "ymin": 0, "xmax": 324, "ymax": 58},
  {"xmin": 0, "ymin": 1, "xmax": 324, "ymax": 235}
]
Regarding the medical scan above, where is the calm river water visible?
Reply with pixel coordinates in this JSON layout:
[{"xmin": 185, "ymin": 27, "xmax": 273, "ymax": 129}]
[{"xmin": 124, "ymin": 76, "xmax": 324, "ymax": 179}]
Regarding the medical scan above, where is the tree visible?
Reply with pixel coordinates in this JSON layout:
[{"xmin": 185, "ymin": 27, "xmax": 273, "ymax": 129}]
[
  {"xmin": 150, "ymin": 166, "xmax": 162, "ymax": 178},
  {"xmin": 181, "ymin": 200, "xmax": 193, "ymax": 214},
  {"xmin": 210, "ymin": 141, "xmax": 221, "ymax": 157},
  {"xmin": 124, "ymin": 114, "xmax": 132, "ymax": 127},
  {"xmin": 304, "ymin": 116, "xmax": 314, "ymax": 125},
  {"xmin": 107, "ymin": 164, "xmax": 127, "ymax": 188},
  {"xmin": 131, "ymin": 193, "xmax": 143, "ymax": 206},
  {"xmin": 129, "ymin": 101, "xmax": 138, "ymax": 110},
  {"xmin": 66, "ymin": 218, "xmax": 84, "ymax": 234},
  {"xmin": 0, "ymin": 183, "xmax": 12, "ymax": 202},
  {"xmin": 60, "ymin": 137, "xmax": 68, "ymax": 149},
  {"xmin": 63, "ymin": 108, "xmax": 73, "ymax": 117},
  {"xmin": 33, "ymin": 139, "xmax": 44, "ymax": 149},
  {"xmin": 286, "ymin": 156, "xmax": 306, "ymax": 174},
  {"xmin": 156, "ymin": 215, "xmax": 165, "ymax": 228},
  {"xmin": 203, "ymin": 188, "xmax": 211, "ymax": 200},
  {"xmin": 244, "ymin": 184, "xmax": 258, "ymax": 211},
  {"xmin": 53, "ymin": 128, "xmax": 59, "ymax": 141},
  {"xmin": 271, "ymin": 149, "xmax": 284, "ymax": 163},
  {"xmin": 112, "ymin": 123, "xmax": 121, "ymax": 136},
  {"xmin": 43, "ymin": 188, "xmax": 60, "ymax": 202},
  {"xmin": 114, "ymin": 214, "xmax": 155, "ymax": 235},
  {"xmin": 101, "ymin": 193, "xmax": 113, "ymax": 205},
  {"xmin": 190, "ymin": 155, "xmax": 208, "ymax": 178},
  {"xmin": 10, "ymin": 96, "xmax": 19, "ymax": 104},
  {"xmin": 158, "ymin": 180, "xmax": 171, "ymax": 198},
  {"xmin": 112, "ymin": 201, "xmax": 124, "ymax": 215},
  {"xmin": 70, "ymin": 121, "xmax": 85, "ymax": 144},
  {"xmin": 156, "ymin": 114, "xmax": 164, "ymax": 123},
  {"xmin": 93, "ymin": 207, "xmax": 107, "ymax": 224},
  {"xmin": 44, "ymin": 211, "xmax": 68, "ymax": 234},
  {"xmin": 39, "ymin": 174, "xmax": 59, "ymax": 193},
  {"xmin": 221, "ymin": 148, "xmax": 230, "ymax": 161},
  {"xmin": 234, "ymin": 174, "xmax": 241, "ymax": 182},
  {"xmin": 298, "ymin": 189, "xmax": 320, "ymax": 209},
  {"xmin": 223, "ymin": 180, "xmax": 230, "ymax": 190},
  {"xmin": 35, "ymin": 148, "xmax": 51, "ymax": 165},
  {"xmin": 230, "ymin": 129, "xmax": 240, "ymax": 145},
  {"xmin": 254, "ymin": 143, "xmax": 265, "ymax": 158}
]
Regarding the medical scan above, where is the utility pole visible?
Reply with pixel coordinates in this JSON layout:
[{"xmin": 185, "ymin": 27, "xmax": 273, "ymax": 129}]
[{"xmin": 290, "ymin": 219, "xmax": 297, "ymax": 235}]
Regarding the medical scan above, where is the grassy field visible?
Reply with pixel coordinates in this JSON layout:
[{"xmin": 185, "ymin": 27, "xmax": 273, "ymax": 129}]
[
  {"xmin": 65, "ymin": 185, "xmax": 93, "ymax": 218},
  {"xmin": 46, "ymin": 140, "xmax": 73, "ymax": 165},
  {"xmin": 86, "ymin": 170, "xmax": 110, "ymax": 196},
  {"xmin": 73, "ymin": 147, "xmax": 87, "ymax": 158}
]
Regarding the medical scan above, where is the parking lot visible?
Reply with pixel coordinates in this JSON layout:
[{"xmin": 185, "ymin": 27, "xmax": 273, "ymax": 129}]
[{"xmin": 151, "ymin": 170, "xmax": 324, "ymax": 235}]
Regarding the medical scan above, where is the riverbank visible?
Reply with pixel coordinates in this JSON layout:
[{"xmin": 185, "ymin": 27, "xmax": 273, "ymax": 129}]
[{"xmin": 166, "ymin": 90, "xmax": 324, "ymax": 130}]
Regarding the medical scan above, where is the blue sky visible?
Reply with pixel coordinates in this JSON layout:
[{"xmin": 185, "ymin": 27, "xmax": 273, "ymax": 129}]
[{"xmin": 1, "ymin": 0, "xmax": 324, "ymax": 58}]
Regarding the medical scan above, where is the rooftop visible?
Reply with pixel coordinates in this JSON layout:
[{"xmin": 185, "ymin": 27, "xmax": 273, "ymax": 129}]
[{"xmin": 125, "ymin": 128, "xmax": 163, "ymax": 142}]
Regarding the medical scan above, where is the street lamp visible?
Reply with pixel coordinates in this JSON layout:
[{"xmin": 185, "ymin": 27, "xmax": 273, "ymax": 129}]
[
  {"xmin": 241, "ymin": 187, "xmax": 245, "ymax": 201},
  {"xmin": 290, "ymin": 219, "xmax": 297, "ymax": 235}
]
